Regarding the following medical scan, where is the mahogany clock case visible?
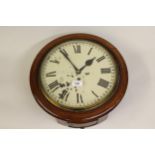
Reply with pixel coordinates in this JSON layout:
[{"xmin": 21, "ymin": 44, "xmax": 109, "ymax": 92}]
[{"xmin": 30, "ymin": 33, "xmax": 128, "ymax": 127}]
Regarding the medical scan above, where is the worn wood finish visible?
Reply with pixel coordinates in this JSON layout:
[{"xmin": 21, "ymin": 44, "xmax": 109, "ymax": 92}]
[{"xmin": 30, "ymin": 33, "xmax": 128, "ymax": 127}]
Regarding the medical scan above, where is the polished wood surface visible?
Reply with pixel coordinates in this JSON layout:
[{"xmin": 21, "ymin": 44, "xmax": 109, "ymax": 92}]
[{"xmin": 30, "ymin": 33, "xmax": 128, "ymax": 127}]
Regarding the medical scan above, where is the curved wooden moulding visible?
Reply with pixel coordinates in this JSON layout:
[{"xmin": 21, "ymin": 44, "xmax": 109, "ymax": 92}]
[{"xmin": 30, "ymin": 33, "xmax": 128, "ymax": 128}]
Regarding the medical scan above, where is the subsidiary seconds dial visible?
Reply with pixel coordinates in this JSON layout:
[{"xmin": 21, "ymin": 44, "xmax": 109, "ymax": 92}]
[{"xmin": 40, "ymin": 40, "xmax": 118, "ymax": 110}]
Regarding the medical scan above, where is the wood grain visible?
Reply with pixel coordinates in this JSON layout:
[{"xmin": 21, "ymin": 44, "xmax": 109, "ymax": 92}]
[{"xmin": 30, "ymin": 33, "xmax": 128, "ymax": 128}]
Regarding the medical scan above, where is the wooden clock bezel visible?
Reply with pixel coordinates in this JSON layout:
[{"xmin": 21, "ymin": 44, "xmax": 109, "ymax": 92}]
[{"xmin": 30, "ymin": 33, "xmax": 128, "ymax": 126}]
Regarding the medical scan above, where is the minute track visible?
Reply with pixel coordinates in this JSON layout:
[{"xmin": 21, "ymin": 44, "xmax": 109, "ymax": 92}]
[{"xmin": 39, "ymin": 39, "xmax": 118, "ymax": 110}]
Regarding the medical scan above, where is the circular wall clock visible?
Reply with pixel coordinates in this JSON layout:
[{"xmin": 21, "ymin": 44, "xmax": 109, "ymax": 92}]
[{"xmin": 30, "ymin": 33, "xmax": 128, "ymax": 128}]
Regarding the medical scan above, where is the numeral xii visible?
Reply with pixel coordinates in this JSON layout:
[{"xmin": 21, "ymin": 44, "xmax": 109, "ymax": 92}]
[{"xmin": 73, "ymin": 45, "xmax": 81, "ymax": 53}]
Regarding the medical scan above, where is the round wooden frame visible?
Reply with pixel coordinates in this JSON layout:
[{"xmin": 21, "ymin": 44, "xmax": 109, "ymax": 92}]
[{"xmin": 30, "ymin": 33, "xmax": 128, "ymax": 127}]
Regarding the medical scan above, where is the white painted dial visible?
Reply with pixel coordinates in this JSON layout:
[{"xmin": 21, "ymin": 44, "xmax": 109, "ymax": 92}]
[{"xmin": 39, "ymin": 40, "xmax": 118, "ymax": 110}]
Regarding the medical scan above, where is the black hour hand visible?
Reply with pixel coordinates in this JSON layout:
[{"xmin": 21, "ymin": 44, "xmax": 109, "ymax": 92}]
[{"xmin": 79, "ymin": 57, "xmax": 96, "ymax": 73}]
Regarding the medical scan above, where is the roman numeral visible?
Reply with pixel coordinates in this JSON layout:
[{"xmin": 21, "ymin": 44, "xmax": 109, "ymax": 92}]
[
  {"xmin": 101, "ymin": 68, "xmax": 111, "ymax": 74},
  {"xmin": 58, "ymin": 90, "xmax": 70, "ymax": 101},
  {"xmin": 91, "ymin": 90, "xmax": 99, "ymax": 98},
  {"xmin": 65, "ymin": 93, "xmax": 70, "ymax": 101},
  {"xmin": 50, "ymin": 60, "xmax": 59, "ymax": 64},
  {"xmin": 76, "ymin": 93, "xmax": 83, "ymax": 103},
  {"xmin": 87, "ymin": 47, "xmax": 93, "ymax": 55},
  {"xmin": 96, "ymin": 56, "xmax": 105, "ymax": 62},
  {"xmin": 46, "ymin": 71, "xmax": 56, "ymax": 77},
  {"xmin": 48, "ymin": 80, "xmax": 59, "ymax": 90},
  {"xmin": 97, "ymin": 78, "xmax": 109, "ymax": 88},
  {"xmin": 73, "ymin": 45, "xmax": 81, "ymax": 53},
  {"xmin": 85, "ymin": 72, "xmax": 90, "ymax": 75}
]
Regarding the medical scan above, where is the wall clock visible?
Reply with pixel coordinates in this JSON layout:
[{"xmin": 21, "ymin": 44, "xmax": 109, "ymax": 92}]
[{"xmin": 30, "ymin": 33, "xmax": 128, "ymax": 128}]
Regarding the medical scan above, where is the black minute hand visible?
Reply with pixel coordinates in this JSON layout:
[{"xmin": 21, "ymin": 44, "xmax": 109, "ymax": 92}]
[{"xmin": 60, "ymin": 49, "xmax": 79, "ymax": 72}]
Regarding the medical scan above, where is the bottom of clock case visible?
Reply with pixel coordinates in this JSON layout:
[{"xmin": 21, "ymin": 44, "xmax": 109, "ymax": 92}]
[{"xmin": 57, "ymin": 114, "xmax": 108, "ymax": 128}]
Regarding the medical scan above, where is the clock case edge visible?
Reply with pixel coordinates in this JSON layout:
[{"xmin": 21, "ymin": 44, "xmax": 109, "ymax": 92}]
[{"xmin": 30, "ymin": 33, "xmax": 128, "ymax": 127}]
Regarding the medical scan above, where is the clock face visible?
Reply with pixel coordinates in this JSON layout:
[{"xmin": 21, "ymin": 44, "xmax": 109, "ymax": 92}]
[{"xmin": 39, "ymin": 40, "xmax": 118, "ymax": 110}]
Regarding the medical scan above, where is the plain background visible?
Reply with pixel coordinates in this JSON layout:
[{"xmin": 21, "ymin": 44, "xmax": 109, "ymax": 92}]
[{"xmin": 0, "ymin": 26, "xmax": 155, "ymax": 128}]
